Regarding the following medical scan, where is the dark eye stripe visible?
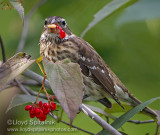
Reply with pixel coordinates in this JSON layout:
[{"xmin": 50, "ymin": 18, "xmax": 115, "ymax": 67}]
[
  {"xmin": 62, "ymin": 20, "xmax": 66, "ymax": 26},
  {"xmin": 44, "ymin": 20, "xmax": 47, "ymax": 25}
]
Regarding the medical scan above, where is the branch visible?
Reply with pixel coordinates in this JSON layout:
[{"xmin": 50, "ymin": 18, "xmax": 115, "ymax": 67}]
[
  {"xmin": 22, "ymin": 79, "xmax": 41, "ymax": 86},
  {"xmin": 0, "ymin": 35, "xmax": 6, "ymax": 62},
  {"xmin": 17, "ymin": 0, "xmax": 48, "ymax": 52},
  {"xmin": 14, "ymin": 79, "xmax": 30, "ymax": 95},
  {"xmin": 23, "ymin": 70, "xmax": 51, "ymax": 88},
  {"xmin": 0, "ymin": 79, "xmax": 40, "ymax": 92},
  {"xmin": 85, "ymin": 105, "xmax": 155, "ymax": 124},
  {"xmin": 80, "ymin": 104, "xmax": 122, "ymax": 135},
  {"xmin": 25, "ymin": 86, "xmax": 52, "ymax": 100}
]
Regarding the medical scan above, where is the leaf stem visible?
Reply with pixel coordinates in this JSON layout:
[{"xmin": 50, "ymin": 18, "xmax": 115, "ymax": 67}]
[{"xmin": 37, "ymin": 60, "xmax": 46, "ymax": 75}]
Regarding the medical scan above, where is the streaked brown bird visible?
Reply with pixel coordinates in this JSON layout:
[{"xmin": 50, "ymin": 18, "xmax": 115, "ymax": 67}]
[{"xmin": 40, "ymin": 16, "xmax": 157, "ymax": 118}]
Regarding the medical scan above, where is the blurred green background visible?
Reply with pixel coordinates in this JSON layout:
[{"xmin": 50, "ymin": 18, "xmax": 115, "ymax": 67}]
[{"xmin": 0, "ymin": 0, "xmax": 160, "ymax": 134}]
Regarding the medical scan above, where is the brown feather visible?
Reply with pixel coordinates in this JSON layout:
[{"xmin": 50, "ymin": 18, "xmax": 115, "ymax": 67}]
[{"xmin": 69, "ymin": 36, "xmax": 125, "ymax": 108}]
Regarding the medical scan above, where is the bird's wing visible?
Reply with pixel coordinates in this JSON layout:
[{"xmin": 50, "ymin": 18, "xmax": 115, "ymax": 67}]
[
  {"xmin": 67, "ymin": 35, "xmax": 158, "ymax": 117},
  {"xmin": 69, "ymin": 36, "xmax": 127, "ymax": 108}
]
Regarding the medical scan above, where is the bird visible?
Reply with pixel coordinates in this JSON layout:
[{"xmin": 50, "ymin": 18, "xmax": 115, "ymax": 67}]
[{"xmin": 39, "ymin": 16, "xmax": 158, "ymax": 118}]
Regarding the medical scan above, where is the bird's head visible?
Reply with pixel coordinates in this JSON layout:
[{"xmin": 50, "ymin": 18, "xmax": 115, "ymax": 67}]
[{"xmin": 40, "ymin": 16, "xmax": 72, "ymax": 43}]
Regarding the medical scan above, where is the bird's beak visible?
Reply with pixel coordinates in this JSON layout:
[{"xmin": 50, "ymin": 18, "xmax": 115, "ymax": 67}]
[{"xmin": 47, "ymin": 24, "xmax": 58, "ymax": 33}]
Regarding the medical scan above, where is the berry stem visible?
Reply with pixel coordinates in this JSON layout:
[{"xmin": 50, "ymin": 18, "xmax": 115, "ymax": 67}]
[
  {"xmin": 41, "ymin": 74, "xmax": 51, "ymax": 102},
  {"xmin": 35, "ymin": 71, "xmax": 47, "ymax": 104},
  {"xmin": 48, "ymin": 94, "xmax": 55, "ymax": 102},
  {"xmin": 36, "ymin": 60, "xmax": 52, "ymax": 104},
  {"xmin": 42, "ymin": 74, "xmax": 47, "ymax": 87},
  {"xmin": 35, "ymin": 87, "xmax": 43, "ymax": 104},
  {"xmin": 43, "ymin": 86, "xmax": 51, "ymax": 102}
]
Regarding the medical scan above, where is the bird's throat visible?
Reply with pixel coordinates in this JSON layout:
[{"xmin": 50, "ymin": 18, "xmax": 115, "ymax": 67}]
[{"xmin": 40, "ymin": 34, "xmax": 79, "ymax": 63}]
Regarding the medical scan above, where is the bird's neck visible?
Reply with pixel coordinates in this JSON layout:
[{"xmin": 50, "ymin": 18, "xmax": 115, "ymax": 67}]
[{"xmin": 40, "ymin": 33, "xmax": 77, "ymax": 62}]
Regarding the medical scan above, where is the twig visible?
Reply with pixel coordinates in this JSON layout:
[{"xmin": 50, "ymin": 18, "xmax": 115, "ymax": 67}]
[
  {"xmin": 87, "ymin": 104, "xmax": 155, "ymax": 124},
  {"xmin": 22, "ymin": 79, "xmax": 41, "ymax": 86},
  {"xmin": 17, "ymin": 0, "xmax": 48, "ymax": 52},
  {"xmin": 155, "ymin": 125, "xmax": 159, "ymax": 135},
  {"xmin": 5, "ymin": 79, "xmax": 40, "ymax": 86},
  {"xmin": 49, "ymin": 112, "xmax": 95, "ymax": 135},
  {"xmin": 15, "ymin": 79, "xmax": 30, "ymax": 95},
  {"xmin": 0, "ymin": 80, "xmax": 40, "ymax": 92},
  {"xmin": 25, "ymin": 87, "xmax": 50, "ymax": 100},
  {"xmin": 0, "ymin": 35, "xmax": 6, "ymax": 62},
  {"xmin": 128, "ymin": 119, "xmax": 154, "ymax": 124},
  {"xmin": 80, "ymin": 104, "xmax": 122, "ymax": 135},
  {"xmin": 23, "ymin": 70, "xmax": 51, "ymax": 89}
]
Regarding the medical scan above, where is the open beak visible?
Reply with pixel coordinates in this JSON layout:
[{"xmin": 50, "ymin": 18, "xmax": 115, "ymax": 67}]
[{"xmin": 47, "ymin": 24, "xmax": 58, "ymax": 33}]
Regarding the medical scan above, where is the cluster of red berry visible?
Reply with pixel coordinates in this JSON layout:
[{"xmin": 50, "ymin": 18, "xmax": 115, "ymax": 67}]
[
  {"xmin": 56, "ymin": 25, "xmax": 66, "ymax": 39},
  {"xmin": 25, "ymin": 101, "xmax": 56, "ymax": 121}
]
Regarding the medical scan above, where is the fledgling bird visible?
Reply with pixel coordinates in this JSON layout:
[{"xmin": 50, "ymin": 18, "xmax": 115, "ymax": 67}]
[{"xmin": 40, "ymin": 16, "xmax": 157, "ymax": 118}]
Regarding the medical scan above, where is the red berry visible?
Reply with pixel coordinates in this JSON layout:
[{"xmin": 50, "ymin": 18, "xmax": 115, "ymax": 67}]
[
  {"xmin": 39, "ymin": 101, "xmax": 43, "ymax": 108},
  {"xmin": 36, "ymin": 111, "xmax": 43, "ymax": 119},
  {"xmin": 39, "ymin": 115, "xmax": 47, "ymax": 121},
  {"xmin": 29, "ymin": 108, "xmax": 35, "ymax": 115},
  {"xmin": 26, "ymin": 102, "xmax": 51, "ymax": 121},
  {"xmin": 36, "ymin": 110, "xmax": 43, "ymax": 118},
  {"xmin": 43, "ymin": 103, "xmax": 50, "ymax": 109},
  {"xmin": 50, "ymin": 102, "xmax": 56, "ymax": 111},
  {"xmin": 43, "ymin": 108, "xmax": 50, "ymax": 115},
  {"xmin": 35, "ymin": 108, "xmax": 41, "ymax": 114},
  {"xmin": 30, "ymin": 113, "xmax": 36, "ymax": 118},
  {"xmin": 39, "ymin": 111, "xmax": 44, "ymax": 118},
  {"xmin": 36, "ymin": 114, "xmax": 40, "ymax": 118},
  {"xmin": 25, "ymin": 105, "xmax": 32, "ymax": 111},
  {"xmin": 59, "ymin": 29, "xmax": 66, "ymax": 38}
]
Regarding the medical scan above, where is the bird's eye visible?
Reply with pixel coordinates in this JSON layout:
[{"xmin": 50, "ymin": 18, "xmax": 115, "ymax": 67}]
[
  {"xmin": 44, "ymin": 20, "xmax": 47, "ymax": 25},
  {"xmin": 61, "ymin": 20, "xmax": 66, "ymax": 26}
]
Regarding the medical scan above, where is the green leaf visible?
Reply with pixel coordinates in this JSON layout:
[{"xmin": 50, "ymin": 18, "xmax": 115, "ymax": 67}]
[
  {"xmin": 43, "ymin": 58, "xmax": 84, "ymax": 124},
  {"xmin": 116, "ymin": 0, "xmax": 160, "ymax": 26},
  {"xmin": 103, "ymin": 97, "xmax": 160, "ymax": 135},
  {"xmin": 0, "ymin": 52, "xmax": 35, "ymax": 91},
  {"xmin": 6, "ymin": 94, "xmax": 48, "ymax": 113},
  {"xmin": 9, "ymin": 0, "xmax": 24, "ymax": 21},
  {"xmin": 81, "ymin": 0, "xmax": 138, "ymax": 37}
]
